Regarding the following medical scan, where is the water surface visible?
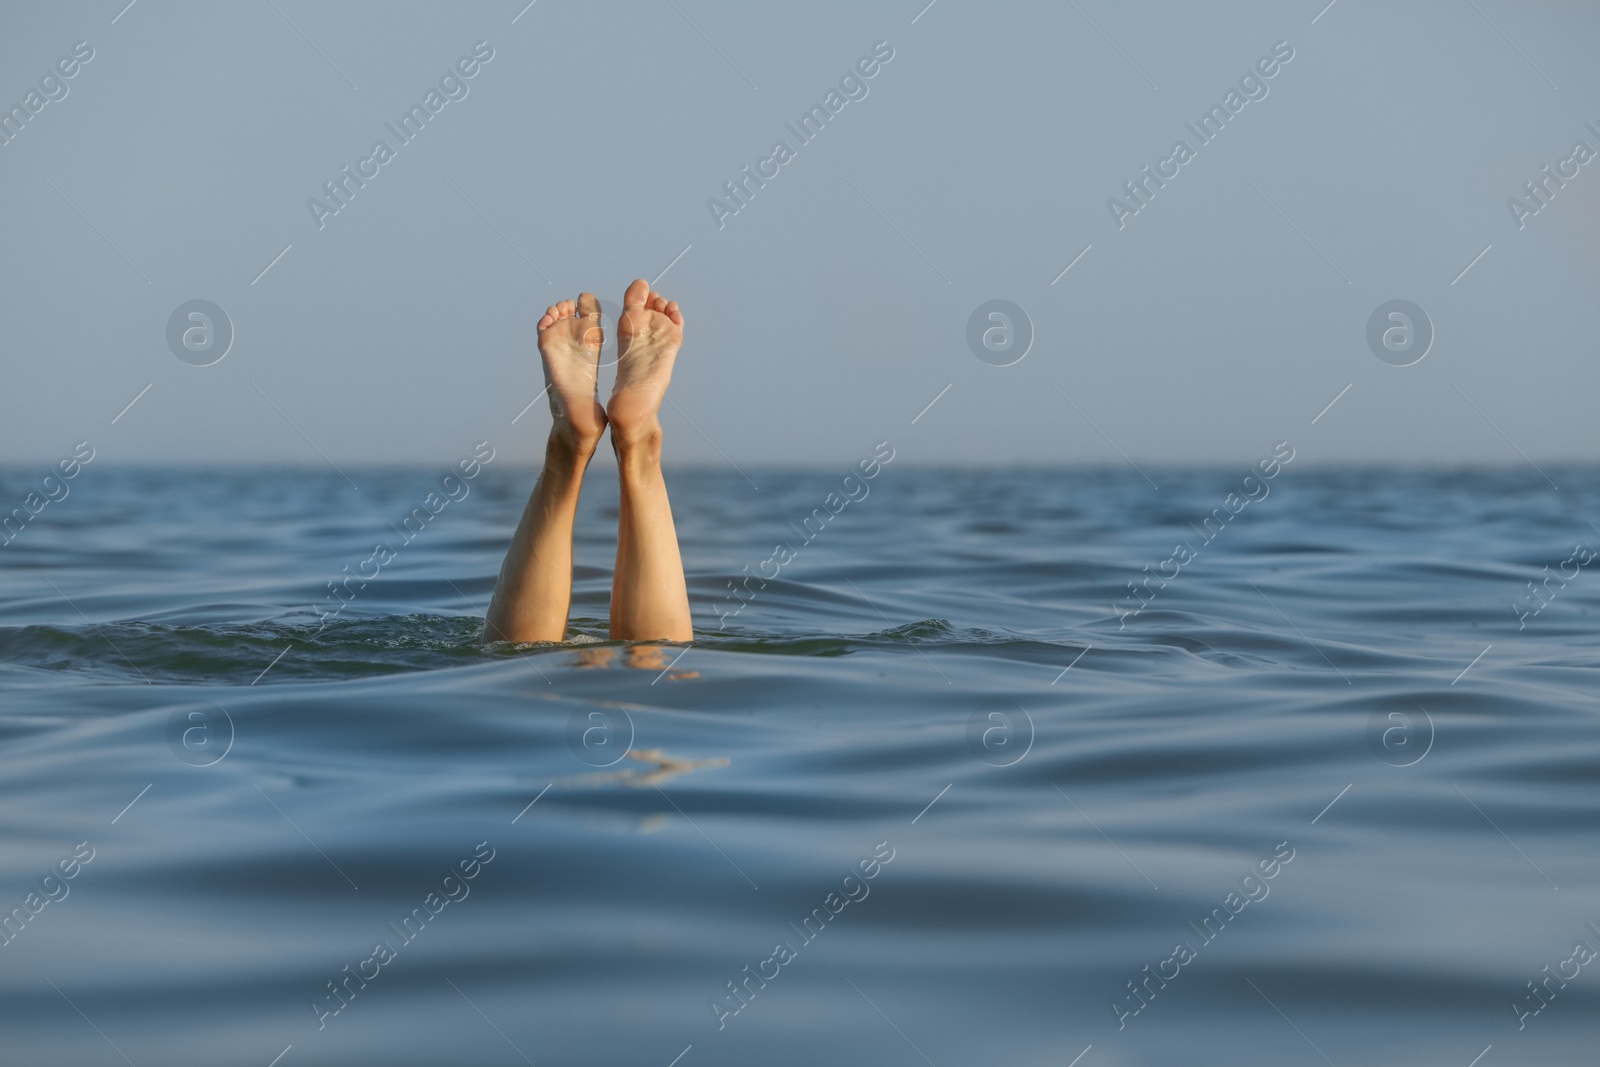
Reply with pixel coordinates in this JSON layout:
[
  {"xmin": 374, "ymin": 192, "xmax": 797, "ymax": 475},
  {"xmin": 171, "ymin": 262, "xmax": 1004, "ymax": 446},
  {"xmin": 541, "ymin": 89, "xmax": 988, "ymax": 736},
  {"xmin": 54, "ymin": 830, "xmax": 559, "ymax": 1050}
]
[{"xmin": 1, "ymin": 465, "xmax": 1597, "ymax": 1066}]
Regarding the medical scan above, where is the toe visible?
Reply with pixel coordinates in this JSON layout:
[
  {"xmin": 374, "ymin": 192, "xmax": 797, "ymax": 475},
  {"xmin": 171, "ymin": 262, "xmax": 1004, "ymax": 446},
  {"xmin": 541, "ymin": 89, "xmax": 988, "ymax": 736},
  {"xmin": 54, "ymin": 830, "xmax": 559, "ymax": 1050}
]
[
  {"xmin": 623, "ymin": 279, "xmax": 650, "ymax": 308},
  {"xmin": 665, "ymin": 300, "xmax": 682, "ymax": 325},
  {"xmin": 576, "ymin": 292, "xmax": 604, "ymax": 348},
  {"xmin": 543, "ymin": 305, "xmax": 559, "ymax": 323},
  {"xmin": 537, "ymin": 312, "xmax": 554, "ymax": 330}
]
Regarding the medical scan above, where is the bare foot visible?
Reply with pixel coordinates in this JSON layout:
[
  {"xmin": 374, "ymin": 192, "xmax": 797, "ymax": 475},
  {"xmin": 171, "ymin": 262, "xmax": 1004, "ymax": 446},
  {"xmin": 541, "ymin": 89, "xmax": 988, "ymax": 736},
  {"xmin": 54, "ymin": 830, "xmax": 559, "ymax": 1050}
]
[
  {"xmin": 538, "ymin": 293, "xmax": 607, "ymax": 451},
  {"xmin": 607, "ymin": 279, "xmax": 683, "ymax": 443}
]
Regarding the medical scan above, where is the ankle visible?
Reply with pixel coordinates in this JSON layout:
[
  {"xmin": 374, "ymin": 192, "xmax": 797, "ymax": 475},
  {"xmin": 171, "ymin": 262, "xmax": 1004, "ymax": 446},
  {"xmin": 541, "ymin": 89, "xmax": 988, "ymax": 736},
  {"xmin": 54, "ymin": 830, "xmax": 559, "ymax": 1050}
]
[
  {"xmin": 547, "ymin": 425, "xmax": 600, "ymax": 465},
  {"xmin": 611, "ymin": 423, "xmax": 663, "ymax": 478},
  {"xmin": 609, "ymin": 418, "xmax": 663, "ymax": 457}
]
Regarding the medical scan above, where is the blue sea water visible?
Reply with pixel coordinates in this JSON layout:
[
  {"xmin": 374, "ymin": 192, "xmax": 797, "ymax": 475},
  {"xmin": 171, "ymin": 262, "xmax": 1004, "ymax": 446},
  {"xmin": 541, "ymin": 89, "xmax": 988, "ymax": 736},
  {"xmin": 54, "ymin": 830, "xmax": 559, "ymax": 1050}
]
[{"xmin": 1, "ymin": 463, "xmax": 1598, "ymax": 1066}]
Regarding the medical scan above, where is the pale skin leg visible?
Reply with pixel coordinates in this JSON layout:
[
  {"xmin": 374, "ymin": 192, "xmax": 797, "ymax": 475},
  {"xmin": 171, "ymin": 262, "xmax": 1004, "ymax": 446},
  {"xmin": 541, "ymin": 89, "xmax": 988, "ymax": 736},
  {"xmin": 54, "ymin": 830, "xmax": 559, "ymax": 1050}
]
[
  {"xmin": 484, "ymin": 281, "xmax": 693, "ymax": 645},
  {"xmin": 608, "ymin": 278, "xmax": 692, "ymax": 642},
  {"xmin": 483, "ymin": 294, "xmax": 607, "ymax": 643}
]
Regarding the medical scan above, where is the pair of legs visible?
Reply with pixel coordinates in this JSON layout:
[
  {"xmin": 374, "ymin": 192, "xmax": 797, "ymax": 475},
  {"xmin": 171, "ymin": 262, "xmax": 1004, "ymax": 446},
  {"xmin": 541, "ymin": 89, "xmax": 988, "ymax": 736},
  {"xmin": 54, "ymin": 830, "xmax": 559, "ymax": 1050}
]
[{"xmin": 483, "ymin": 279, "xmax": 692, "ymax": 644}]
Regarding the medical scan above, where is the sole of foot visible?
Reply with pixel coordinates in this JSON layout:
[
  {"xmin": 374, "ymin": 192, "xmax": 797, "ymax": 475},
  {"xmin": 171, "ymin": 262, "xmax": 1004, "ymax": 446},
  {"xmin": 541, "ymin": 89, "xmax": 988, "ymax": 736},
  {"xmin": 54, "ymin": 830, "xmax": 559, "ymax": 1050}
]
[
  {"xmin": 537, "ymin": 293, "xmax": 608, "ymax": 451},
  {"xmin": 607, "ymin": 278, "xmax": 683, "ymax": 443}
]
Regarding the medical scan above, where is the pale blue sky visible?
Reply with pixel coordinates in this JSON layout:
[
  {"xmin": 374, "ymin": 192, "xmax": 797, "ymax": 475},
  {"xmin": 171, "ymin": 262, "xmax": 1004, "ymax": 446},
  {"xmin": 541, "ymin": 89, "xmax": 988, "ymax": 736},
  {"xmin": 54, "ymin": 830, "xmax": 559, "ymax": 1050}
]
[{"xmin": 2, "ymin": 0, "xmax": 1598, "ymax": 472}]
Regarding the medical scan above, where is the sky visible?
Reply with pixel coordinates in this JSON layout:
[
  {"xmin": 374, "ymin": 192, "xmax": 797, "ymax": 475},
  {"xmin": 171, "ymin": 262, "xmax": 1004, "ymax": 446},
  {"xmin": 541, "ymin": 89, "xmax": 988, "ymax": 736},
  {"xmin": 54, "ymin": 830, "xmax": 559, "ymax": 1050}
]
[{"xmin": 2, "ymin": 0, "xmax": 1598, "ymax": 473}]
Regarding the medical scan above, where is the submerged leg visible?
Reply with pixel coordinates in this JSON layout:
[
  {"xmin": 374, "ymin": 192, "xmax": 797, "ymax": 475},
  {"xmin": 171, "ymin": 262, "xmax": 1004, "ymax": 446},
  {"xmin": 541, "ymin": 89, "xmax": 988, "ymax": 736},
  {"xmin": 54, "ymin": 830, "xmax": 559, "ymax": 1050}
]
[
  {"xmin": 484, "ymin": 294, "xmax": 607, "ymax": 643},
  {"xmin": 607, "ymin": 278, "xmax": 692, "ymax": 642}
]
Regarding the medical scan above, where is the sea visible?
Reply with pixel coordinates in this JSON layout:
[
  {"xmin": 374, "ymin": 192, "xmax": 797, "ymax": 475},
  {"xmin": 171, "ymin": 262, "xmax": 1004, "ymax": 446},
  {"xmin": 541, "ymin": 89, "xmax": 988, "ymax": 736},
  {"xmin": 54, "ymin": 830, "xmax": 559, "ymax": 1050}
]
[{"xmin": 0, "ymin": 463, "xmax": 1596, "ymax": 1066}]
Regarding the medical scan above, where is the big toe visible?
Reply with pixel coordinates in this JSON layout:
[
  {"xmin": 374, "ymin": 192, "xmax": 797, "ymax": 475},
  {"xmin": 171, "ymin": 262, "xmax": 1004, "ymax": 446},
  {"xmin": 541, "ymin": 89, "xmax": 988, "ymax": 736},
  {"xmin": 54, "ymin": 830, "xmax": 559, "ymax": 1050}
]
[
  {"xmin": 623, "ymin": 278, "xmax": 650, "ymax": 309},
  {"xmin": 577, "ymin": 292, "xmax": 601, "ymax": 319}
]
